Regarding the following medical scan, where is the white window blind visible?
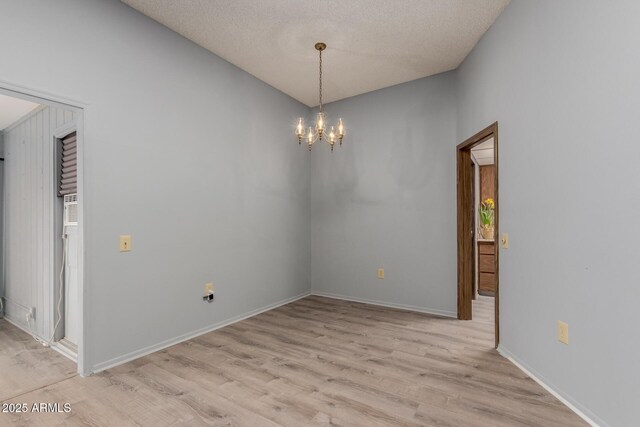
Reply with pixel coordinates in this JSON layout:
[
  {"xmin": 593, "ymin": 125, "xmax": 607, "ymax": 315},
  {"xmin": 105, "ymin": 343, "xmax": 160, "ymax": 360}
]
[{"xmin": 59, "ymin": 132, "xmax": 77, "ymax": 196}]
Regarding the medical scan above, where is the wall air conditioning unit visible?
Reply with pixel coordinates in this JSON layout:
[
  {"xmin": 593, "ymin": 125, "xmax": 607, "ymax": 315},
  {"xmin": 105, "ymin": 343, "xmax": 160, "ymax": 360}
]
[{"xmin": 64, "ymin": 194, "xmax": 78, "ymax": 226}]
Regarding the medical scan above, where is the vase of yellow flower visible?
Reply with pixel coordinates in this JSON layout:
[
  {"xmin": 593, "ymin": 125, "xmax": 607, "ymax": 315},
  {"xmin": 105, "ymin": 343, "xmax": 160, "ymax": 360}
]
[{"xmin": 479, "ymin": 198, "xmax": 495, "ymax": 240}]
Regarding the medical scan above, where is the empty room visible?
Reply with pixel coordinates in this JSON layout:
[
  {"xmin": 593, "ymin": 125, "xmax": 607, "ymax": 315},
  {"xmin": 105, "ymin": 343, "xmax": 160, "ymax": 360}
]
[{"xmin": 0, "ymin": 1, "xmax": 638, "ymax": 426}]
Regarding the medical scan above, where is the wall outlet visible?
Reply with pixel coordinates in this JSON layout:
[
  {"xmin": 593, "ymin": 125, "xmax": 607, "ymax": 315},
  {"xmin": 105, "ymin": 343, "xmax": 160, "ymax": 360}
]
[
  {"xmin": 377, "ymin": 268, "xmax": 385, "ymax": 279},
  {"xmin": 558, "ymin": 321, "xmax": 569, "ymax": 345},
  {"xmin": 203, "ymin": 282, "xmax": 215, "ymax": 303},
  {"xmin": 119, "ymin": 235, "xmax": 132, "ymax": 252}
]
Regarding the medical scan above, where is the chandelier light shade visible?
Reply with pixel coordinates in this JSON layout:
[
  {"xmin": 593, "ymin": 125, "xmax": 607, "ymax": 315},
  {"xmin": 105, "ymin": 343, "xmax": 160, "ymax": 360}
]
[{"xmin": 295, "ymin": 42, "xmax": 345, "ymax": 151}]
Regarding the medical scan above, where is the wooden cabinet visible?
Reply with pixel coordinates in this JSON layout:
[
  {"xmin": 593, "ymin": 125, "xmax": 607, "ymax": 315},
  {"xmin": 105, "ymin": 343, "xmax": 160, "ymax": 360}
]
[
  {"xmin": 479, "ymin": 165, "xmax": 495, "ymax": 203},
  {"xmin": 478, "ymin": 241, "xmax": 495, "ymax": 295}
]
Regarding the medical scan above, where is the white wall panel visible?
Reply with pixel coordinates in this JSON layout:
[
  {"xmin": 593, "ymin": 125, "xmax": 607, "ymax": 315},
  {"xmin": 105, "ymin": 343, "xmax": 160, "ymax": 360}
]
[
  {"xmin": 3, "ymin": 106, "xmax": 75, "ymax": 339},
  {"xmin": 0, "ymin": 133, "xmax": 4, "ymax": 310}
]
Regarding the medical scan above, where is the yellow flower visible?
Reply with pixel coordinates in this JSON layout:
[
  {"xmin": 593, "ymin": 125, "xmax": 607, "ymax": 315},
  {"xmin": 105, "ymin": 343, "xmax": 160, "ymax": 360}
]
[{"xmin": 484, "ymin": 198, "xmax": 495, "ymax": 209}]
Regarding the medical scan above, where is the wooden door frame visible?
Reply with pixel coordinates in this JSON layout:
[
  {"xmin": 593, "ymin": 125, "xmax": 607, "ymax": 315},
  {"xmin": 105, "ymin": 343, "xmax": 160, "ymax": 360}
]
[
  {"xmin": 456, "ymin": 122, "xmax": 499, "ymax": 347},
  {"xmin": 470, "ymin": 158, "xmax": 477, "ymax": 301}
]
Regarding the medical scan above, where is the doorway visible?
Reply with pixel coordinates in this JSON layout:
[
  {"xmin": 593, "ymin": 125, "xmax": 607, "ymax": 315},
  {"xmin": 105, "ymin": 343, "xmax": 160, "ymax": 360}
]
[
  {"xmin": 457, "ymin": 122, "xmax": 499, "ymax": 347},
  {"xmin": 0, "ymin": 83, "xmax": 85, "ymax": 373}
]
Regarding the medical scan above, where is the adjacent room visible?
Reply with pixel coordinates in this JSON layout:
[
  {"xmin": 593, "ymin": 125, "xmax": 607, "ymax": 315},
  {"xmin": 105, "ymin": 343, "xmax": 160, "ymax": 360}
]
[
  {"xmin": 468, "ymin": 136, "xmax": 498, "ymax": 336},
  {"xmin": 1, "ymin": 1, "xmax": 639, "ymax": 426}
]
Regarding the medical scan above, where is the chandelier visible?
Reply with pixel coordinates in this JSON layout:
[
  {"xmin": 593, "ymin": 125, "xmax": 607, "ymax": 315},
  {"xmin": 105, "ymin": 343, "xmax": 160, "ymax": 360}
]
[{"xmin": 295, "ymin": 42, "xmax": 345, "ymax": 151}]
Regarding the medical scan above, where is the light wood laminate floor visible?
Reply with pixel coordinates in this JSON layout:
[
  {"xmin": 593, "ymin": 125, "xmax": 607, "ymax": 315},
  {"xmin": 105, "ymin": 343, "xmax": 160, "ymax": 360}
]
[
  {"xmin": 0, "ymin": 319, "xmax": 77, "ymax": 402},
  {"xmin": 0, "ymin": 296, "xmax": 585, "ymax": 426}
]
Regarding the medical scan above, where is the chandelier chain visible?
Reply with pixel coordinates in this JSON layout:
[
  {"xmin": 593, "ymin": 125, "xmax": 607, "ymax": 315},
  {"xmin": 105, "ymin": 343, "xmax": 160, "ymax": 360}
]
[
  {"xmin": 294, "ymin": 42, "xmax": 344, "ymax": 151},
  {"xmin": 318, "ymin": 48, "xmax": 323, "ymax": 112}
]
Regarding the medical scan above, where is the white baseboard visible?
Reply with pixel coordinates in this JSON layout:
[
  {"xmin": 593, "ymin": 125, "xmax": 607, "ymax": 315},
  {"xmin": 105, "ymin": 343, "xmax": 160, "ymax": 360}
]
[
  {"xmin": 51, "ymin": 341, "xmax": 78, "ymax": 363},
  {"xmin": 90, "ymin": 291, "xmax": 311, "ymax": 374},
  {"xmin": 2, "ymin": 298, "xmax": 31, "ymax": 330},
  {"xmin": 2, "ymin": 314, "xmax": 40, "ymax": 340},
  {"xmin": 498, "ymin": 346, "xmax": 605, "ymax": 427},
  {"xmin": 310, "ymin": 291, "xmax": 456, "ymax": 318}
]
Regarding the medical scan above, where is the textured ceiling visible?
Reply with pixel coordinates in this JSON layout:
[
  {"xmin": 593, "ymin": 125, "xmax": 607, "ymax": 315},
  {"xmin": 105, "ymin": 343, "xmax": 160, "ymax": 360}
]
[
  {"xmin": 122, "ymin": 0, "xmax": 510, "ymax": 107},
  {"xmin": 0, "ymin": 93, "xmax": 40, "ymax": 131},
  {"xmin": 471, "ymin": 138, "xmax": 494, "ymax": 165}
]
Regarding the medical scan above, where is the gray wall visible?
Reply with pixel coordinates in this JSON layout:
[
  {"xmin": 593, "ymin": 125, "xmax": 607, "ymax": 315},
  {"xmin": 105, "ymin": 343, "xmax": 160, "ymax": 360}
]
[
  {"xmin": 0, "ymin": 132, "xmax": 4, "ymax": 313},
  {"xmin": 457, "ymin": 1, "xmax": 640, "ymax": 425},
  {"xmin": 0, "ymin": 0, "xmax": 311, "ymax": 373},
  {"xmin": 2, "ymin": 0, "xmax": 636, "ymax": 423},
  {"xmin": 311, "ymin": 73, "xmax": 458, "ymax": 317},
  {"xmin": 2, "ymin": 106, "xmax": 76, "ymax": 337},
  {"xmin": 310, "ymin": 1, "xmax": 640, "ymax": 423}
]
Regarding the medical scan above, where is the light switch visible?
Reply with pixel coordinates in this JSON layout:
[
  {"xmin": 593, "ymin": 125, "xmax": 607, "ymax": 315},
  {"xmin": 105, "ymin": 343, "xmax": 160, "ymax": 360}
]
[
  {"xmin": 558, "ymin": 321, "xmax": 569, "ymax": 345},
  {"xmin": 205, "ymin": 282, "xmax": 214, "ymax": 293},
  {"xmin": 119, "ymin": 235, "xmax": 132, "ymax": 252},
  {"xmin": 501, "ymin": 233, "xmax": 509, "ymax": 249},
  {"xmin": 377, "ymin": 268, "xmax": 384, "ymax": 279}
]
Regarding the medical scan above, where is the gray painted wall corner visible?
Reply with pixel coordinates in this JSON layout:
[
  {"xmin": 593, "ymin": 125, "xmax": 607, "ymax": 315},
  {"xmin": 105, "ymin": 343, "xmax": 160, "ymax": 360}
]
[
  {"xmin": 0, "ymin": 132, "xmax": 4, "ymax": 313},
  {"xmin": 310, "ymin": 72, "xmax": 459, "ymax": 316}
]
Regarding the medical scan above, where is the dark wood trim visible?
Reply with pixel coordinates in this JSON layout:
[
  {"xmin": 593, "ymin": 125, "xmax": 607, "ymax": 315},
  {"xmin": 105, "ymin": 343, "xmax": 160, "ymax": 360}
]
[
  {"xmin": 494, "ymin": 125, "xmax": 500, "ymax": 348},
  {"xmin": 457, "ymin": 129, "xmax": 495, "ymax": 151},
  {"xmin": 470, "ymin": 158, "xmax": 476, "ymax": 301},
  {"xmin": 456, "ymin": 148, "xmax": 473, "ymax": 320},
  {"xmin": 456, "ymin": 122, "xmax": 500, "ymax": 348}
]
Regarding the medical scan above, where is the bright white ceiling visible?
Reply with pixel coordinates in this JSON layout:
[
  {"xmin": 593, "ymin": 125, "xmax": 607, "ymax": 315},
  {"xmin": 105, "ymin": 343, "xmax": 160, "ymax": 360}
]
[
  {"xmin": 471, "ymin": 138, "xmax": 494, "ymax": 166},
  {"xmin": 0, "ymin": 94, "xmax": 40, "ymax": 131},
  {"xmin": 121, "ymin": 0, "xmax": 510, "ymax": 106}
]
